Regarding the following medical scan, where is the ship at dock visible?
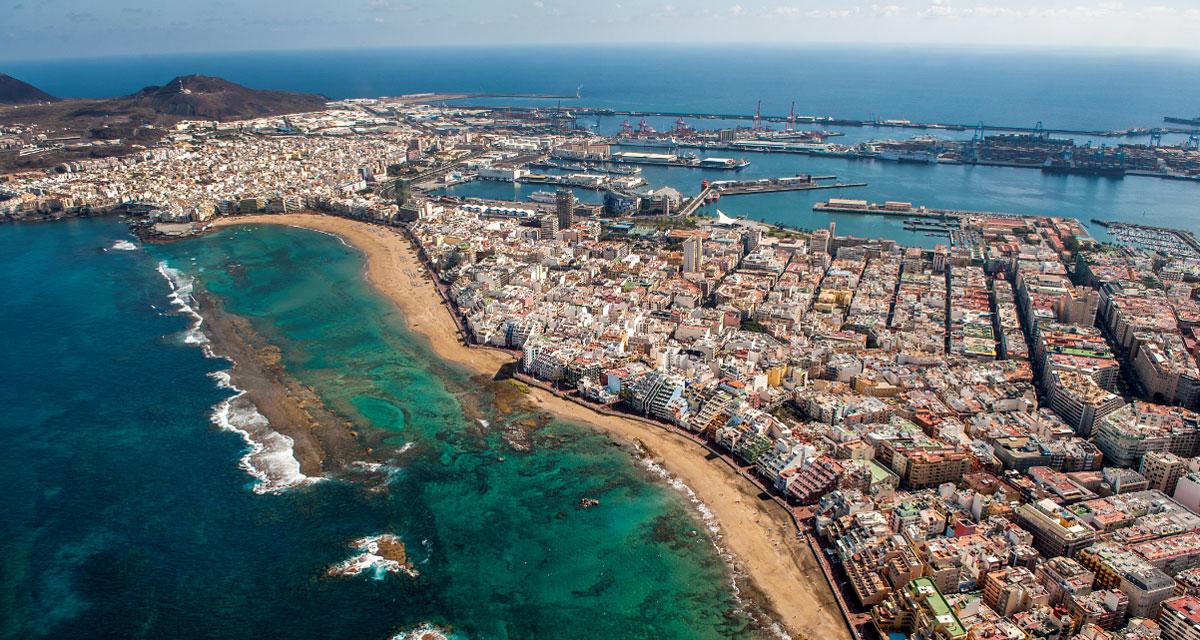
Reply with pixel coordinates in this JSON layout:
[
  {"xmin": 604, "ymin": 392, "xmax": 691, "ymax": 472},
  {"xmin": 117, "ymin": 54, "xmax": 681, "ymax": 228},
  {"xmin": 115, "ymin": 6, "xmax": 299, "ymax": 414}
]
[
  {"xmin": 877, "ymin": 149, "xmax": 939, "ymax": 163},
  {"xmin": 1041, "ymin": 147, "xmax": 1127, "ymax": 178},
  {"xmin": 527, "ymin": 190, "xmax": 558, "ymax": 204},
  {"xmin": 699, "ymin": 157, "xmax": 751, "ymax": 170}
]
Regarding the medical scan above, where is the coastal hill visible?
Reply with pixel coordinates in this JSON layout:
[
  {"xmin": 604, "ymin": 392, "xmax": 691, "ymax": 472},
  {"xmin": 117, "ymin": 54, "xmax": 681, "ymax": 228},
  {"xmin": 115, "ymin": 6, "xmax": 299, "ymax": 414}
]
[
  {"xmin": 0, "ymin": 73, "xmax": 59, "ymax": 105},
  {"xmin": 0, "ymin": 74, "xmax": 328, "ymax": 171},
  {"xmin": 125, "ymin": 75, "xmax": 327, "ymax": 120}
]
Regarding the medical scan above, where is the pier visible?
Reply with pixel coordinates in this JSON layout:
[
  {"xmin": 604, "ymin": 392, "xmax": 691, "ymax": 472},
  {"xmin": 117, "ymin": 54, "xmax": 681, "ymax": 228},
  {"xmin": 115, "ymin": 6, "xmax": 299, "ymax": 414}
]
[
  {"xmin": 813, "ymin": 200, "xmax": 1032, "ymax": 220},
  {"xmin": 465, "ymin": 103, "xmax": 1193, "ymax": 138},
  {"xmin": 713, "ymin": 175, "xmax": 866, "ymax": 196}
]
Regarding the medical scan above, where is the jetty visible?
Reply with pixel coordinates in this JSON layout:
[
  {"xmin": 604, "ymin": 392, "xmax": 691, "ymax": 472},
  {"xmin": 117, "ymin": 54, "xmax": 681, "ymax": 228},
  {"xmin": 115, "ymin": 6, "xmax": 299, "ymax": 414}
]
[
  {"xmin": 713, "ymin": 175, "xmax": 866, "ymax": 196},
  {"xmin": 813, "ymin": 199, "xmax": 1032, "ymax": 220}
]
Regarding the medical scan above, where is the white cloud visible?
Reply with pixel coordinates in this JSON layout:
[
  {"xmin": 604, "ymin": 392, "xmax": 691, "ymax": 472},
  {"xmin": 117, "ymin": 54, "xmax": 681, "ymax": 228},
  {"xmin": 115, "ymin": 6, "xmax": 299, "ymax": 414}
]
[
  {"xmin": 871, "ymin": 4, "xmax": 902, "ymax": 17},
  {"xmin": 770, "ymin": 5, "xmax": 861, "ymax": 18},
  {"xmin": 729, "ymin": 3, "xmax": 745, "ymax": 16},
  {"xmin": 916, "ymin": 0, "xmax": 1191, "ymax": 20}
]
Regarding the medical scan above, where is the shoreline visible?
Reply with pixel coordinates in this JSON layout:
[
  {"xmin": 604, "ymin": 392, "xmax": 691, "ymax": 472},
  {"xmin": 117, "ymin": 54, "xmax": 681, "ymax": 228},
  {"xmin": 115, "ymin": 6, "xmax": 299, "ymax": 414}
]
[
  {"xmin": 157, "ymin": 253, "xmax": 387, "ymax": 492},
  {"xmin": 209, "ymin": 213, "xmax": 852, "ymax": 640}
]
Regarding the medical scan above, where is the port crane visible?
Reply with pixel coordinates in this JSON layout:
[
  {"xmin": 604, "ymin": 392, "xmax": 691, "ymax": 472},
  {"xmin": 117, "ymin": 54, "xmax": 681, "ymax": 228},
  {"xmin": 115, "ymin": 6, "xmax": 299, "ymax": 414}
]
[
  {"xmin": 752, "ymin": 100, "xmax": 762, "ymax": 131},
  {"xmin": 1187, "ymin": 131, "xmax": 1200, "ymax": 152},
  {"xmin": 786, "ymin": 101, "xmax": 796, "ymax": 132}
]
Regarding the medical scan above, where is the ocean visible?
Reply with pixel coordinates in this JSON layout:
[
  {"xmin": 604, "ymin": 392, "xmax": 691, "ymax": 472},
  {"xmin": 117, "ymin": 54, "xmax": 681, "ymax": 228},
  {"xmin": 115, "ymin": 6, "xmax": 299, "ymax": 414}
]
[
  {"xmin": 6, "ymin": 45, "xmax": 1200, "ymax": 131},
  {"xmin": 0, "ymin": 218, "xmax": 755, "ymax": 639}
]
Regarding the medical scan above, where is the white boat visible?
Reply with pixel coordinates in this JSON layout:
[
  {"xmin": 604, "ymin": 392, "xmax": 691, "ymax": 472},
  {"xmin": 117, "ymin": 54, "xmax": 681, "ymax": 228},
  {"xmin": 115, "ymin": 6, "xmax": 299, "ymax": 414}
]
[{"xmin": 528, "ymin": 191, "xmax": 557, "ymax": 204}]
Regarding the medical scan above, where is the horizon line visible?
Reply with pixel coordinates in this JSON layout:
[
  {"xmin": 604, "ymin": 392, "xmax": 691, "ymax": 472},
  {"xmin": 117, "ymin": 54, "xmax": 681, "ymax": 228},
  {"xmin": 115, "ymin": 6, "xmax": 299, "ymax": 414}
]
[{"xmin": 6, "ymin": 40, "xmax": 1200, "ymax": 66}]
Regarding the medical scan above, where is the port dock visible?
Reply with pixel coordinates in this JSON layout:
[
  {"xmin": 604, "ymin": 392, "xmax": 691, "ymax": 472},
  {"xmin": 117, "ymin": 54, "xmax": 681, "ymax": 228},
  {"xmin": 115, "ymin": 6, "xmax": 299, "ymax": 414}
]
[
  {"xmin": 714, "ymin": 175, "xmax": 866, "ymax": 196},
  {"xmin": 467, "ymin": 103, "xmax": 1198, "ymax": 137},
  {"xmin": 813, "ymin": 200, "xmax": 1035, "ymax": 220}
]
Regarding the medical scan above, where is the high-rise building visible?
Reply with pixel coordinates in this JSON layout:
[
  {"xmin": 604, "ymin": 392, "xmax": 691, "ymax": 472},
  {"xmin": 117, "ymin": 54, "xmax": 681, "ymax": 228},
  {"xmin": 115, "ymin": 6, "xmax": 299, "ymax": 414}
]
[
  {"xmin": 682, "ymin": 234, "xmax": 703, "ymax": 274},
  {"xmin": 555, "ymin": 189, "xmax": 575, "ymax": 231},
  {"xmin": 809, "ymin": 228, "xmax": 831, "ymax": 255},
  {"xmin": 539, "ymin": 214, "xmax": 559, "ymax": 238}
]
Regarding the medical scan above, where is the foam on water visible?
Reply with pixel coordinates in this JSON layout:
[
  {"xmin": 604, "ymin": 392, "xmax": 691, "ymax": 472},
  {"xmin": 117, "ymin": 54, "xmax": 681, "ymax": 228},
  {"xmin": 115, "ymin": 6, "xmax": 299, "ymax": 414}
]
[
  {"xmin": 109, "ymin": 240, "xmax": 138, "ymax": 251},
  {"xmin": 638, "ymin": 450, "xmax": 793, "ymax": 640},
  {"xmin": 158, "ymin": 260, "xmax": 316, "ymax": 495},
  {"xmin": 210, "ymin": 390, "xmax": 315, "ymax": 495},
  {"xmin": 389, "ymin": 622, "xmax": 455, "ymax": 640},
  {"xmin": 156, "ymin": 261, "xmax": 209, "ymax": 347},
  {"xmin": 326, "ymin": 534, "xmax": 419, "ymax": 580},
  {"xmin": 289, "ymin": 224, "xmax": 352, "ymax": 248}
]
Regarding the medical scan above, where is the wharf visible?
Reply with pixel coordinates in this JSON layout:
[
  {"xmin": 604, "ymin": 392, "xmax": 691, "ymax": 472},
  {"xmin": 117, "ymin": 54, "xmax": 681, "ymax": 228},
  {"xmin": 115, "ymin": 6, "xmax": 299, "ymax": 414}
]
[
  {"xmin": 813, "ymin": 201, "xmax": 1032, "ymax": 220},
  {"xmin": 517, "ymin": 174, "xmax": 608, "ymax": 190},
  {"xmin": 606, "ymin": 154, "xmax": 747, "ymax": 170},
  {"xmin": 718, "ymin": 180, "xmax": 866, "ymax": 196},
  {"xmin": 471, "ymin": 103, "xmax": 1184, "ymax": 137}
]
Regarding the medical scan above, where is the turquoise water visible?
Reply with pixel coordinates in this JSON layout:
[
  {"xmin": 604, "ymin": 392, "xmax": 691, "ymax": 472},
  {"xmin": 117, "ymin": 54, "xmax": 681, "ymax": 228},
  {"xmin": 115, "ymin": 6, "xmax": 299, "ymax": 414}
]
[{"xmin": 0, "ymin": 218, "xmax": 755, "ymax": 639}]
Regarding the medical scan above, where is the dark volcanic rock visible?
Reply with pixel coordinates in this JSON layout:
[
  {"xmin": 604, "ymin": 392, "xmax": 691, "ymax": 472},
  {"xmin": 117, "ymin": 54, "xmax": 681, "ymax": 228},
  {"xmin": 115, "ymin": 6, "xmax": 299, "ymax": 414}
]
[{"xmin": 0, "ymin": 73, "xmax": 59, "ymax": 104}]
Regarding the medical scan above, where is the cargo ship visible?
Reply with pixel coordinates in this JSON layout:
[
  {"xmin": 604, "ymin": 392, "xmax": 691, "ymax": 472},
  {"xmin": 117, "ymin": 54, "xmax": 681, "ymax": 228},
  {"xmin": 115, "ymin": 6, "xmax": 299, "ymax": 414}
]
[
  {"xmin": 1041, "ymin": 159, "xmax": 1126, "ymax": 178},
  {"xmin": 1164, "ymin": 115, "xmax": 1200, "ymax": 127}
]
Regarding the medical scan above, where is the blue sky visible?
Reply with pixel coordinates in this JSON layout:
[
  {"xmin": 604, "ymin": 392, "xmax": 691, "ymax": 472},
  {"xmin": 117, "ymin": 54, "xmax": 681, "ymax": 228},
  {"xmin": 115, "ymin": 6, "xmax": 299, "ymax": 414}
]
[{"xmin": 3, "ymin": 0, "xmax": 1200, "ymax": 60}]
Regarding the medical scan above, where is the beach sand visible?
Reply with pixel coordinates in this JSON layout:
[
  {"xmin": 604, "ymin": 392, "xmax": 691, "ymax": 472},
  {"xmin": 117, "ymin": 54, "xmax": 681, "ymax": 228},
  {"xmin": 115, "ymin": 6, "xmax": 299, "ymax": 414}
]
[{"xmin": 210, "ymin": 213, "xmax": 852, "ymax": 640}]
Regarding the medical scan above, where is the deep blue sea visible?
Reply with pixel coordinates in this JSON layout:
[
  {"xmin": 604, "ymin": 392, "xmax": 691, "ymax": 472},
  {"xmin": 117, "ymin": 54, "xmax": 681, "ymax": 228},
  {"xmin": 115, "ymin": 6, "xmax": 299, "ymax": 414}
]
[{"xmin": 5, "ymin": 45, "xmax": 1200, "ymax": 131}]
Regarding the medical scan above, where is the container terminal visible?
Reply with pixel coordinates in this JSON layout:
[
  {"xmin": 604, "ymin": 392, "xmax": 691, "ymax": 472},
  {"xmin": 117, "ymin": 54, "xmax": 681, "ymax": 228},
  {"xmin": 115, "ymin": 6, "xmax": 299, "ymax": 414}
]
[{"xmin": 463, "ymin": 100, "xmax": 1200, "ymax": 181}]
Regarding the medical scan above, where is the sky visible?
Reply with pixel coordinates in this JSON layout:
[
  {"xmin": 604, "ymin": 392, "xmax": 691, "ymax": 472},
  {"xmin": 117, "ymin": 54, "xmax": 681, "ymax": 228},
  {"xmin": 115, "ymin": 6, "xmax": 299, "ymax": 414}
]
[{"xmin": 3, "ymin": 0, "xmax": 1200, "ymax": 60}]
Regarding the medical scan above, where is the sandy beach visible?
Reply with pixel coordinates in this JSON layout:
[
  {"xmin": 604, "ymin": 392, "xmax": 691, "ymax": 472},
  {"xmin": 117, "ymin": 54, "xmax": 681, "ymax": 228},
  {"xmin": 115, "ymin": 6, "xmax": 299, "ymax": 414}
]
[{"xmin": 210, "ymin": 213, "xmax": 852, "ymax": 640}]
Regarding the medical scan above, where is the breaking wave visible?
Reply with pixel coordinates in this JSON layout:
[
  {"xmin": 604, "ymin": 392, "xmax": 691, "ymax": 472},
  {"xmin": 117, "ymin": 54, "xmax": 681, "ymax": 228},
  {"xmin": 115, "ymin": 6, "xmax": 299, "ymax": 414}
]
[
  {"xmin": 389, "ymin": 623, "xmax": 456, "ymax": 640},
  {"xmin": 158, "ymin": 260, "xmax": 316, "ymax": 495},
  {"xmin": 326, "ymin": 534, "xmax": 419, "ymax": 580},
  {"xmin": 638, "ymin": 450, "xmax": 792, "ymax": 640}
]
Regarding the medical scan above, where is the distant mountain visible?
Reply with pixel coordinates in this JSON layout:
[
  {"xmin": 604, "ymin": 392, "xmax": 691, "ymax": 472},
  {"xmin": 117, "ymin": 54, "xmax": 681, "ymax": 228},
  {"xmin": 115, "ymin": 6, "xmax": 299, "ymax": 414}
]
[
  {"xmin": 0, "ymin": 73, "xmax": 59, "ymax": 105},
  {"xmin": 1, "ymin": 74, "xmax": 330, "ymax": 171},
  {"xmin": 123, "ymin": 74, "xmax": 328, "ymax": 120}
]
